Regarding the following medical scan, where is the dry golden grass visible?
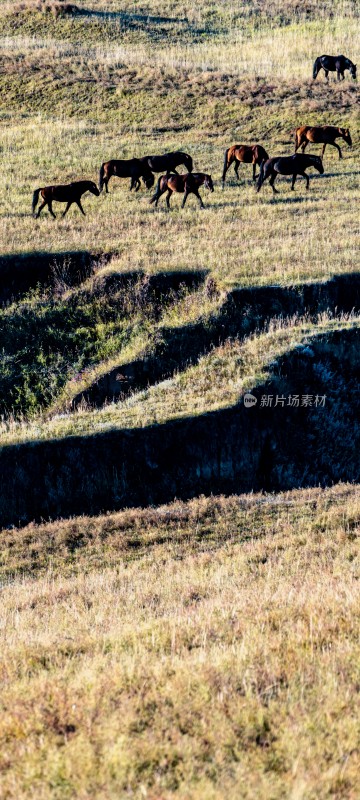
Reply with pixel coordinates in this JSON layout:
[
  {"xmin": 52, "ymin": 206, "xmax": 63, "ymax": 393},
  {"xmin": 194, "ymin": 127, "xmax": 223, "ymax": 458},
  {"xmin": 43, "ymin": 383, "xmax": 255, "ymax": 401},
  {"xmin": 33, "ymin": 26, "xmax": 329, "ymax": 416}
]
[
  {"xmin": 1, "ymin": 485, "xmax": 360, "ymax": 799},
  {"xmin": 0, "ymin": 2, "xmax": 359, "ymax": 795}
]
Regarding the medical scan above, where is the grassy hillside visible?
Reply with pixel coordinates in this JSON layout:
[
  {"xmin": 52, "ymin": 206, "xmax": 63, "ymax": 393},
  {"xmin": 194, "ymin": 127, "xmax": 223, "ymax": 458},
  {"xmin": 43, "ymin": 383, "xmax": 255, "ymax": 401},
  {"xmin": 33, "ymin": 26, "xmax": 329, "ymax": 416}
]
[
  {"xmin": 1, "ymin": 486, "xmax": 360, "ymax": 800},
  {"xmin": 0, "ymin": 0, "xmax": 359, "ymax": 797}
]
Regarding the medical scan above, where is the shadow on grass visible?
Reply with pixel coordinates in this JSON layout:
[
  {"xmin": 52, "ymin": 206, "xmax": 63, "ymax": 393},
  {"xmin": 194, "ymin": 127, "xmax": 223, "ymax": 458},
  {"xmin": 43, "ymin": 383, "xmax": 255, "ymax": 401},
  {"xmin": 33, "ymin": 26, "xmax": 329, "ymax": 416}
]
[
  {"xmin": 0, "ymin": 327, "xmax": 358, "ymax": 527},
  {"xmin": 0, "ymin": 250, "xmax": 115, "ymax": 305},
  {"xmin": 79, "ymin": 8, "xmax": 210, "ymax": 40},
  {"xmin": 72, "ymin": 272, "xmax": 360, "ymax": 409},
  {"xmin": 268, "ymin": 194, "xmax": 319, "ymax": 204}
]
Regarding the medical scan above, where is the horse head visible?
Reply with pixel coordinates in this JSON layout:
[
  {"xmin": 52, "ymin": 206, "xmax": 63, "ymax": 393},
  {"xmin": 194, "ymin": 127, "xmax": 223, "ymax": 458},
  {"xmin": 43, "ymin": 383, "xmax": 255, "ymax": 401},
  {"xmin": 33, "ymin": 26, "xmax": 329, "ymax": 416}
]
[
  {"xmin": 349, "ymin": 62, "xmax": 357, "ymax": 79},
  {"xmin": 88, "ymin": 181, "xmax": 100, "ymax": 196},
  {"xmin": 204, "ymin": 174, "xmax": 214, "ymax": 192},
  {"xmin": 313, "ymin": 156, "xmax": 324, "ymax": 174},
  {"xmin": 143, "ymin": 172, "xmax": 155, "ymax": 190},
  {"xmin": 341, "ymin": 128, "xmax": 352, "ymax": 146}
]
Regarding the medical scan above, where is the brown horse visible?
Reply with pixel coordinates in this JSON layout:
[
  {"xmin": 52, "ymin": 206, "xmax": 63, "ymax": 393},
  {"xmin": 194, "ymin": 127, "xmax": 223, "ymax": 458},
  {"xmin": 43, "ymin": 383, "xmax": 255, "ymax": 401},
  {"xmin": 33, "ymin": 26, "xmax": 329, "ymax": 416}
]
[
  {"xmin": 293, "ymin": 126, "xmax": 352, "ymax": 159},
  {"xmin": 32, "ymin": 180, "xmax": 100, "ymax": 218},
  {"xmin": 99, "ymin": 159, "xmax": 155, "ymax": 193},
  {"xmin": 257, "ymin": 154, "xmax": 324, "ymax": 193},
  {"xmin": 150, "ymin": 172, "xmax": 214, "ymax": 208},
  {"xmin": 222, "ymin": 144, "xmax": 269, "ymax": 186}
]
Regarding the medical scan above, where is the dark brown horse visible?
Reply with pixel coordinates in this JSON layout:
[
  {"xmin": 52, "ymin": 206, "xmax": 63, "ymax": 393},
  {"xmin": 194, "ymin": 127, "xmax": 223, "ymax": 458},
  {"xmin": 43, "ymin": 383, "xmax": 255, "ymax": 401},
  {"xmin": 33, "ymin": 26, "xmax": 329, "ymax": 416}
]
[
  {"xmin": 222, "ymin": 144, "xmax": 269, "ymax": 186},
  {"xmin": 150, "ymin": 172, "xmax": 214, "ymax": 208},
  {"xmin": 99, "ymin": 159, "xmax": 154, "ymax": 193},
  {"xmin": 32, "ymin": 180, "xmax": 100, "ymax": 218},
  {"xmin": 293, "ymin": 125, "xmax": 352, "ymax": 159},
  {"xmin": 140, "ymin": 151, "xmax": 193, "ymax": 174},
  {"xmin": 313, "ymin": 54, "xmax": 356, "ymax": 81},
  {"xmin": 257, "ymin": 154, "xmax": 324, "ymax": 193}
]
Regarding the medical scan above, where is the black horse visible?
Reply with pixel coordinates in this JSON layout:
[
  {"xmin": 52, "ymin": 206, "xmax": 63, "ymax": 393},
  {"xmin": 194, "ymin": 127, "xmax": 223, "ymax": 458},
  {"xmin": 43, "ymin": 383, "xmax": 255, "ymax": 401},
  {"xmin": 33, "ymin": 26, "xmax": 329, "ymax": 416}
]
[
  {"xmin": 140, "ymin": 151, "xmax": 193, "ymax": 174},
  {"xmin": 313, "ymin": 54, "xmax": 357, "ymax": 81},
  {"xmin": 257, "ymin": 154, "xmax": 324, "ymax": 193}
]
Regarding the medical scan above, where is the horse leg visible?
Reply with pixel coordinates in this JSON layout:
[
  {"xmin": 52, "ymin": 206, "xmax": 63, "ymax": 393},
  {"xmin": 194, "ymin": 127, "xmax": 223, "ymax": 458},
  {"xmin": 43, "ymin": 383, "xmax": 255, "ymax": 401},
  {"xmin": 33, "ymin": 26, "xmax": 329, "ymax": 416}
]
[
  {"xmin": 181, "ymin": 190, "xmax": 190, "ymax": 209},
  {"xmin": 36, "ymin": 200, "xmax": 48, "ymax": 218},
  {"xmin": 322, "ymin": 144, "xmax": 326, "ymax": 157},
  {"xmin": 62, "ymin": 201, "xmax": 72, "ymax": 217},
  {"xmin": 333, "ymin": 142, "xmax": 342, "ymax": 159},
  {"xmin": 324, "ymin": 70, "xmax": 329, "ymax": 81},
  {"xmin": 301, "ymin": 171, "xmax": 310, "ymax": 190},
  {"xmin": 301, "ymin": 141, "xmax": 308, "ymax": 153},
  {"xmin": 234, "ymin": 160, "xmax": 240, "ymax": 181},
  {"xmin": 269, "ymin": 173, "xmax": 279, "ymax": 194},
  {"xmin": 194, "ymin": 188, "xmax": 205, "ymax": 209},
  {"xmin": 76, "ymin": 200, "xmax": 86, "ymax": 216},
  {"xmin": 291, "ymin": 173, "xmax": 297, "ymax": 190},
  {"xmin": 48, "ymin": 202, "xmax": 56, "ymax": 219},
  {"xmin": 252, "ymin": 161, "xmax": 257, "ymax": 181},
  {"xmin": 166, "ymin": 190, "xmax": 172, "ymax": 209}
]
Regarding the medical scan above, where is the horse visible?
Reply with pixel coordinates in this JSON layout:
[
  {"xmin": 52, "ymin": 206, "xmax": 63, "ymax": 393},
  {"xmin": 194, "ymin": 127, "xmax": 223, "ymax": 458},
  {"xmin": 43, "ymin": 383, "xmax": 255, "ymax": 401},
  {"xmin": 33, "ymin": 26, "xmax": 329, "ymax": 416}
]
[
  {"xmin": 293, "ymin": 125, "xmax": 352, "ymax": 160},
  {"xmin": 140, "ymin": 151, "xmax": 193, "ymax": 175},
  {"xmin": 257, "ymin": 154, "xmax": 324, "ymax": 193},
  {"xmin": 222, "ymin": 144, "xmax": 269, "ymax": 186},
  {"xmin": 99, "ymin": 159, "xmax": 154, "ymax": 193},
  {"xmin": 32, "ymin": 180, "xmax": 100, "ymax": 218},
  {"xmin": 150, "ymin": 172, "xmax": 214, "ymax": 209},
  {"xmin": 313, "ymin": 54, "xmax": 357, "ymax": 81}
]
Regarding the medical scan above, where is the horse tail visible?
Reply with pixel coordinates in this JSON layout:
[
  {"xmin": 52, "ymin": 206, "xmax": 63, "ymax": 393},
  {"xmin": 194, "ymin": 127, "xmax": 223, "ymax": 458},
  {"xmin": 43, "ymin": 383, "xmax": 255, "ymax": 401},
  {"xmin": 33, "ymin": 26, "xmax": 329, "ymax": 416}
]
[
  {"xmin": 256, "ymin": 159, "xmax": 266, "ymax": 192},
  {"xmin": 149, "ymin": 174, "xmax": 164, "ymax": 204},
  {"xmin": 313, "ymin": 57, "xmax": 321, "ymax": 80},
  {"xmin": 257, "ymin": 146, "xmax": 269, "ymax": 164},
  {"xmin": 99, "ymin": 163, "xmax": 105, "ymax": 192},
  {"xmin": 186, "ymin": 154, "xmax": 193, "ymax": 172},
  {"xmin": 222, "ymin": 148, "xmax": 231, "ymax": 185},
  {"xmin": 32, "ymin": 188, "xmax": 41, "ymax": 216},
  {"xmin": 292, "ymin": 129, "xmax": 300, "ymax": 151}
]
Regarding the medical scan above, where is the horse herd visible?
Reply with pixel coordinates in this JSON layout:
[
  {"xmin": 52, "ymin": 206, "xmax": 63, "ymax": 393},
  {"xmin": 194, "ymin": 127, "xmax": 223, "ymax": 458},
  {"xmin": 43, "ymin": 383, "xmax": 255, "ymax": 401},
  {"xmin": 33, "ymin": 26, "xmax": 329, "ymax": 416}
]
[{"xmin": 31, "ymin": 53, "xmax": 356, "ymax": 218}]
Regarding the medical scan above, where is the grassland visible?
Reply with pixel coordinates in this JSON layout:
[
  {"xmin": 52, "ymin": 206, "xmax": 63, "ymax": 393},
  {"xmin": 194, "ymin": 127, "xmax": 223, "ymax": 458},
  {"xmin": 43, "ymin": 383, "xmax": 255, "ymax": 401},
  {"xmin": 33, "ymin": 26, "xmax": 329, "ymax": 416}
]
[
  {"xmin": 0, "ymin": 0, "xmax": 359, "ymax": 796},
  {"xmin": 1, "ymin": 486, "xmax": 360, "ymax": 799}
]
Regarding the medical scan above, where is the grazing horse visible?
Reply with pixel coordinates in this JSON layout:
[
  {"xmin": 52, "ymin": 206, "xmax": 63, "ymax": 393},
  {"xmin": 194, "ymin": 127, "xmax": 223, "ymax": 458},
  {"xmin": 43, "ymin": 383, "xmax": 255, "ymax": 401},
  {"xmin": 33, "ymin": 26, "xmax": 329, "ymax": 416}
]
[
  {"xmin": 222, "ymin": 144, "xmax": 269, "ymax": 186},
  {"xmin": 293, "ymin": 125, "xmax": 352, "ymax": 159},
  {"xmin": 257, "ymin": 154, "xmax": 324, "ymax": 193},
  {"xmin": 140, "ymin": 151, "xmax": 193, "ymax": 175},
  {"xmin": 32, "ymin": 180, "xmax": 100, "ymax": 218},
  {"xmin": 150, "ymin": 172, "xmax": 214, "ymax": 208},
  {"xmin": 99, "ymin": 159, "xmax": 154, "ymax": 193},
  {"xmin": 313, "ymin": 54, "xmax": 357, "ymax": 81}
]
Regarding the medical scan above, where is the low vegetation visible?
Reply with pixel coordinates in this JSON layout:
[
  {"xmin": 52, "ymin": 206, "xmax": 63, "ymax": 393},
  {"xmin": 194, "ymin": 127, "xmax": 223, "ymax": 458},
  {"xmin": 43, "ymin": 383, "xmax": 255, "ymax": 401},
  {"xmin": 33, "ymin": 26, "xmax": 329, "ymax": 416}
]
[
  {"xmin": 1, "ymin": 486, "xmax": 359, "ymax": 799},
  {"xmin": 0, "ymin": 0, "xmax": 359, "ymax": 796}
]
